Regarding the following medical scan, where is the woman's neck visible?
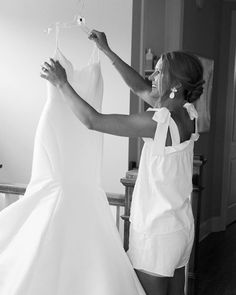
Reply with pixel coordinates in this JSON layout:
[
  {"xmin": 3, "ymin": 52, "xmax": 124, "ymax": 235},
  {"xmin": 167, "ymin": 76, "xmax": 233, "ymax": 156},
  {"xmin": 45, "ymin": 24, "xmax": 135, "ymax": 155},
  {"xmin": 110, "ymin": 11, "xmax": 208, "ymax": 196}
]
[{"xmin": 158, "ymin": 93, "xmax": 187, "ymax": 111}]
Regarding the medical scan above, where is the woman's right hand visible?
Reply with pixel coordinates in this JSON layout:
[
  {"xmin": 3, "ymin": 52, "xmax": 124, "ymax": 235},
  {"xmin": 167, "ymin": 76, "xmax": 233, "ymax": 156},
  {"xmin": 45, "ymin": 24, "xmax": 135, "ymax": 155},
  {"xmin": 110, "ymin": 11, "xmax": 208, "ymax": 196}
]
[{"xmin": 88, "ymin": 30, "xmax": 110, "ymax": 53}]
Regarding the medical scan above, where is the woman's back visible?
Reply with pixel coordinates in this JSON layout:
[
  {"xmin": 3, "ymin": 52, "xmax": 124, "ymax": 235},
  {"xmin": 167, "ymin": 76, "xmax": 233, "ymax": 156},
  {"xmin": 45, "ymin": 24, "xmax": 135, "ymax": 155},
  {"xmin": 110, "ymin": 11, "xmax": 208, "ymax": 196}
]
[
  {"xmin": 129, "ymin": 103, "xmax": 199, "ymax": 235},
  {"xmin": 169, "ymin": 104, "xmax": 195, "ymax": 144}
]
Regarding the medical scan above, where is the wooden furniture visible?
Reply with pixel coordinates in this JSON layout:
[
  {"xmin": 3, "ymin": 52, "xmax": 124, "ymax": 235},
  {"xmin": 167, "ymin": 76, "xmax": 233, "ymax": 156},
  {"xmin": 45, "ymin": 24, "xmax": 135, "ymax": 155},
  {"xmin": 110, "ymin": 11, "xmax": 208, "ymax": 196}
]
[{"xmin": 120, "ymin": 155, "xmax": 206, "ymax": 295}]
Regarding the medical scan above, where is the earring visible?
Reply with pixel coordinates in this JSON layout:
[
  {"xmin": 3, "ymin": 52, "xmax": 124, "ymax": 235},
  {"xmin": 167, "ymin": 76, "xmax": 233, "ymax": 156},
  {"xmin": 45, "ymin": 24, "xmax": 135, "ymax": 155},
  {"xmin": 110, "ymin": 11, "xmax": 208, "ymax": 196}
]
[{"xmin": 169, "ymin": 87, "xmax": 177, "ymax": 99}]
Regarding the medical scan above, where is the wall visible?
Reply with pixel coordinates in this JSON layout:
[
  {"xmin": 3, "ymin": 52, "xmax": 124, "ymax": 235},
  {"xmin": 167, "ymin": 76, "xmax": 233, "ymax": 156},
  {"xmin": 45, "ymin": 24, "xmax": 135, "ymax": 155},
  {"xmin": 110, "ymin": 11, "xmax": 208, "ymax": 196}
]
[
  {"xmin": 0, "ymin": 0, "xmax": 132, "ymax": 194},
  {"xmin": 182, "ymin": 0, "xmax": 226, "ymax": 230},
  {"xmin": 130, "ymin": 0, "xmax": 235, "ymax": 238},
  {"xmin": 216, "ymin": 1, "xmax": 236, "ymax": 225},
  {"xmin": 129, "ymin": 0, "xmax": 166, "ymax": 167}
]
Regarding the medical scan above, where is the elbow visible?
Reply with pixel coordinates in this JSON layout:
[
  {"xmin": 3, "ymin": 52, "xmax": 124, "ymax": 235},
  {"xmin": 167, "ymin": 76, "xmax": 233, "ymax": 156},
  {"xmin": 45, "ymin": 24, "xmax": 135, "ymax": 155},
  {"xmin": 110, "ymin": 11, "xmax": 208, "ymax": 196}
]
[
  {"xmin": 85, "ymin": 111, "xmax": 100, "ymax": 130},
  {"xmin": 86, "ymin": 120, "xmax": 93, "ymax": 130},
  {"xmin": 83, "ymin": 117, "xmax": 93, "ymax": 130}
]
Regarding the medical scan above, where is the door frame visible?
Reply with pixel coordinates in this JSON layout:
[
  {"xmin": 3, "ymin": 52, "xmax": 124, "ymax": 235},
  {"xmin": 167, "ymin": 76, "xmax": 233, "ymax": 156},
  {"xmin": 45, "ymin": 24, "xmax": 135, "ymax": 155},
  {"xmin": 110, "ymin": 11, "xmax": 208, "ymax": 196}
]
[
  {"xmin": 131, "ymin": 0, "xmax": 184, "ymax": 166},
  {"xmin": 221, "ymin": 10, "xmax": 236, "ymax": 228}
]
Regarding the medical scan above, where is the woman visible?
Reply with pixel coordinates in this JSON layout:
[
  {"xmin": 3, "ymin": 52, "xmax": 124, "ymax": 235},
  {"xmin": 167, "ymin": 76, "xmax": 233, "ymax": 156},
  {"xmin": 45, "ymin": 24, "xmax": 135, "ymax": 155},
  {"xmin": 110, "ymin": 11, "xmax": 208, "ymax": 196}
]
[{"xmin": 41, "ymin": 30, "xmax": 204, "ymax": 295}]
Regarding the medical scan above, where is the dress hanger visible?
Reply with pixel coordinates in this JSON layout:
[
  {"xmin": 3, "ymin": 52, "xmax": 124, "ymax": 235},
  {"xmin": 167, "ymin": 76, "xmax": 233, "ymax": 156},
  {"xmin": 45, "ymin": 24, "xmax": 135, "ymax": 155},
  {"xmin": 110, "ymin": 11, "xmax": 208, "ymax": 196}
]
[
  {"xmin": 44, "ymin": 14, "xmax": 98, "ymax": 63},
  {"xmin": 45, "ymin": 15, "xmax": 91, "ymax": 36}
]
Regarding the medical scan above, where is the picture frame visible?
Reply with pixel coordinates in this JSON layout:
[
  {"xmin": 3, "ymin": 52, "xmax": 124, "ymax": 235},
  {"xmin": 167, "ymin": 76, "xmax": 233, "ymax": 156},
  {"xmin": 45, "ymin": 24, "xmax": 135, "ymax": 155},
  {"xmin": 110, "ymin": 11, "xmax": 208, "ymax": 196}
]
[{"xmin": 194, "ymin": 56, "xmax": 214, "ymax": 133}]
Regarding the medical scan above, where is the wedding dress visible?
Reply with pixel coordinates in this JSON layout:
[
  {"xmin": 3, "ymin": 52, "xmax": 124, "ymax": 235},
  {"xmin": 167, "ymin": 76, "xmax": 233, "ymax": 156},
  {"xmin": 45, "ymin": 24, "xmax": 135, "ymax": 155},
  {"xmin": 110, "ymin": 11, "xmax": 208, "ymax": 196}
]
[{"xmin": 0, "ymin": 38, "xmax": 145, "ymax": 294}]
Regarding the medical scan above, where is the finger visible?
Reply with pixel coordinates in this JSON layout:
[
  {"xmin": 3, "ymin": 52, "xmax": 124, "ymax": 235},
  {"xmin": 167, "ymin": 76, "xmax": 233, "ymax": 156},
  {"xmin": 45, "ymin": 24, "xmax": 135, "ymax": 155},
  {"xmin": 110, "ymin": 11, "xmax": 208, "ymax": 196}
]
[
  {"xmin": 50, "ymin": 58, "xmax": 56, "ymax": 67},
  {"xmin": 88, "ymin": 33, "xmax": 96, "ymax": 40},
  {"xmin": 41, "ymin": 67, "xmax": 49, "ymax": 73},
  {"xmin": 42, "ymin": 62, "xmax": 52, "ymax": 70},
  {"xmin": 40, "ymin": 68, "xmax": 48, "ymax": 75},
  {"xmin": 55, "ymin": 60, "xmax": 64, "ymax": 69},
  {"xmin": 88, "ymin": 30, "xmax": 100, "ymax": 39},
  {"xmin": 40, "ymin": 73, "xmax": 49, "ymax": 80}
]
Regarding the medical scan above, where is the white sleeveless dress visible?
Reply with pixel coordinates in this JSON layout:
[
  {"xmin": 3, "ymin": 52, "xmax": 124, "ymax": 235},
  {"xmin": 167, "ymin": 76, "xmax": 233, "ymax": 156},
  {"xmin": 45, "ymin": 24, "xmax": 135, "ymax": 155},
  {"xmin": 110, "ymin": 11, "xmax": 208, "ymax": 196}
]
[
  {"xmin": 128, "ymin": 104, "xmax": 199, "ymax": 277},
  {"xmin": 0, "ymin": 44, "xmax": 145, "ymax": 294}
]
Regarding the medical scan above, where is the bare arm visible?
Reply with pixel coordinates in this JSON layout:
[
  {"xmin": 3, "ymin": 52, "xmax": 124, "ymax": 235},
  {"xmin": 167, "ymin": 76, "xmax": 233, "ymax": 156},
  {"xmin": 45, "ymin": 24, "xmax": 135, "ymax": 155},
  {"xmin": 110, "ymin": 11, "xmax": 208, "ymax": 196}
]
[
  {"xmin": 89, "ymin": 30, "xmax": 156, "ymax": 107},
  {"xmin": 57, "ymin": 82, "xmax": 156, "ymax": 138},
  {"xmin": 40, "ymin": 59, "xmax": 156, "ymax": 138}
]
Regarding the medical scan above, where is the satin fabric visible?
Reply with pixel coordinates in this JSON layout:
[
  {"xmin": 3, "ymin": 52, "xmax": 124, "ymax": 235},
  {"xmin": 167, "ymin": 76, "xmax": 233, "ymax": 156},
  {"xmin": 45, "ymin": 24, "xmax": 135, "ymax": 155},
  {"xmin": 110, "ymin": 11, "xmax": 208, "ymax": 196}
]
[{"xmin": 0, "ymin": 46, "xmax": 145, "ymax": 295}]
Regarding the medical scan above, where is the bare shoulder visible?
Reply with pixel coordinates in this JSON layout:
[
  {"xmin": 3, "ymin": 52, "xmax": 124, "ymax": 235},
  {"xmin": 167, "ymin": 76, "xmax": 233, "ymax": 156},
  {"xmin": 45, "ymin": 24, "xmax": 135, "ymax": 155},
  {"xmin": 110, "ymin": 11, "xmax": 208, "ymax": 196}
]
[{"xmin": 171, "ymin": 106, "xmax": 195, "ymax": 142}]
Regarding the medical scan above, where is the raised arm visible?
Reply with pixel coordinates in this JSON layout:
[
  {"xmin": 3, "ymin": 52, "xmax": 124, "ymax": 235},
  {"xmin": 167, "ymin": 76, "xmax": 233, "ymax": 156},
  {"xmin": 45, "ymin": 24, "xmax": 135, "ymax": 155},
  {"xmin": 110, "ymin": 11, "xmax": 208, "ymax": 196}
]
[
  {"xmin": 89, "ymin": 30, "xmax": 156, "ymax": 107},
  {"xmin": 40, "ymin": 59, "xmax": 156, "ymax": 138}
]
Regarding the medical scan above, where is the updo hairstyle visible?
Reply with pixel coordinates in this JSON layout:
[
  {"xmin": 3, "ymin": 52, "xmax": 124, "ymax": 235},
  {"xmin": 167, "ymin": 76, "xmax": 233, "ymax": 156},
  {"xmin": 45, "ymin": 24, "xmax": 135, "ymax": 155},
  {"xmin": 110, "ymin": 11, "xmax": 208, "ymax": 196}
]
[{"xmin": 161, "ymin": 51, "xmax": 205, "ymax": 103}]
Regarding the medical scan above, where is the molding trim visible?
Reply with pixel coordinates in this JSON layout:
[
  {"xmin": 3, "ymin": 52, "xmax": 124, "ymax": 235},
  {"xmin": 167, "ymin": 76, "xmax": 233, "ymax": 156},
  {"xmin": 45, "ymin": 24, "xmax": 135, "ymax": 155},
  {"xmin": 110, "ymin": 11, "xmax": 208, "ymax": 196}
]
[
  {"xmin": 227, "ymin": 202, "xmax": 236, "ymax": 224},
  {"xmin": 221, "ymin": 10, "xmax": 236, "ymax": 228},
  {"xmin": 139, "ymin": 0, "xmax": 145, "ymax": 79},
  {"xmin": 137, "ymin": 0, "xmax": 146, "ymax": 164},
  {"xmin": 199, "ymin": 216, "xmax": 225, "ymax": 242}
]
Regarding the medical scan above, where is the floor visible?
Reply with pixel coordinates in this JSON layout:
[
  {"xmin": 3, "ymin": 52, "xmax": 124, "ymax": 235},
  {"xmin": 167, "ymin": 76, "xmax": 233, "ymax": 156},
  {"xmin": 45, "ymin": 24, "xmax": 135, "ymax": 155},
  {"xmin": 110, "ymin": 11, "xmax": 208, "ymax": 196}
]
[{"xmin": 196, "ymin": 222, "xmax": 236, "ymax": 295}]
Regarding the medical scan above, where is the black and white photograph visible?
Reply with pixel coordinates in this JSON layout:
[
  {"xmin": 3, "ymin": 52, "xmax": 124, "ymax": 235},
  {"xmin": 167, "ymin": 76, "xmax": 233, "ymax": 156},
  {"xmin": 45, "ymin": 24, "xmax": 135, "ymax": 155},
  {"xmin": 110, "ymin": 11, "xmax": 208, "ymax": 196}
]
[{"xmin": 0, "ymin": 0, "xmax": 236, "ymax": 294}]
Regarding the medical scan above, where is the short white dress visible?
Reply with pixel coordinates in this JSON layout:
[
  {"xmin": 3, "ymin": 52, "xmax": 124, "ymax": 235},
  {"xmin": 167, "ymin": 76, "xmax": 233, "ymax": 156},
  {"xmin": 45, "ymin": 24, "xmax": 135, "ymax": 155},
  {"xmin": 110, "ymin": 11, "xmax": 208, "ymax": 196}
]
[{"xmin": 128, "ymin": 103, "xmax": 199, "ymax": 277}]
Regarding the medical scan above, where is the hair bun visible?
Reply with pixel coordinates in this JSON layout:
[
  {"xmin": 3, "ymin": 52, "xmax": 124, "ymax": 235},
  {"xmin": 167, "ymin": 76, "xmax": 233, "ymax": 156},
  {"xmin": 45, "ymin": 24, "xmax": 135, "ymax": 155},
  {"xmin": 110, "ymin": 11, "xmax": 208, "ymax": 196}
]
[
  {"xmin": 186, "ymin": 79, "xmax": 205, "ymax": 103},
  {"xmin": 194, "ymin": 79, "xmax": 205, "ymax": 88}
]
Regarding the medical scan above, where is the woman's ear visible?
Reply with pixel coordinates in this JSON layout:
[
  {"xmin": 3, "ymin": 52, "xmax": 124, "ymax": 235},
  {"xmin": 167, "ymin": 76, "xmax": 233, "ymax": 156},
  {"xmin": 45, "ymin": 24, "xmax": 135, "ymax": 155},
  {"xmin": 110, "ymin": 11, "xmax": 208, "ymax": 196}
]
[
  {"xmin": 176, "ymin": 82, "xmax": 182, "ymax": 89},
  {"xmin": 169, "ymin": 81, "xmax": 182, "ymax": 91}
]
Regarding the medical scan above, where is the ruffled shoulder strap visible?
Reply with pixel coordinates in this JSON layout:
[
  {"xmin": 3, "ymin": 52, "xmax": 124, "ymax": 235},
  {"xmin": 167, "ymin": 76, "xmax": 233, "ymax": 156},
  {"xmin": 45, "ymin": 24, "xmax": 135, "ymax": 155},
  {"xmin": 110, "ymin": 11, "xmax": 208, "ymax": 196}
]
[
  {"xmin": 183, "ymin": 103, "xmax": 199, "ymax": 141},
  {"xmin": 147, "ymin": 107, "xmax": 171, "ymax": 156}
]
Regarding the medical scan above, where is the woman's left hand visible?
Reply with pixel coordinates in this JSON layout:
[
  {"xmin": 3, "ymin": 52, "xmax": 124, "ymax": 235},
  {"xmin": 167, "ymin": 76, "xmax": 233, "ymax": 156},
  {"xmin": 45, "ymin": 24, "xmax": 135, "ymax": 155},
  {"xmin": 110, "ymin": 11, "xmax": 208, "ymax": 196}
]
[{"xmin": 40, "ymin": 59, "xmax": 67, "ymax": 88}]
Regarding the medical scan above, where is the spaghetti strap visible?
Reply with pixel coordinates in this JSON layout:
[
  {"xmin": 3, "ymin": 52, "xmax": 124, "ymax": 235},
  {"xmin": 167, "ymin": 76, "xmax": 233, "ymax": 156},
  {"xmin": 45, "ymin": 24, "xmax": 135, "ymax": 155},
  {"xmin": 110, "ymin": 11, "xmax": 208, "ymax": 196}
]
[
  {"xmin": 88, "ymin": 44, "xmax": 100, "ymax": 65},
  {"xmin": 55, "ymin": 22, "xmax": 60, "ymax": 50},
  {"xmin": 148, "ymin": 103, "xmax": 199, "ymax": 153},
  {"xmin": 52, "ymin": 23, "xmax": 61, "ymax": 59}
]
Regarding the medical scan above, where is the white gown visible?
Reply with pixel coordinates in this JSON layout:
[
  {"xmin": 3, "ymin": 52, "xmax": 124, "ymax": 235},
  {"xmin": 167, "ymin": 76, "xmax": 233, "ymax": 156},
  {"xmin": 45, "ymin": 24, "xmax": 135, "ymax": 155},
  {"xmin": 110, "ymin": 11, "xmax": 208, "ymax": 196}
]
[{"xmin": 0, "ymin": 45, "xmax": 145, "ymax": 295}]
